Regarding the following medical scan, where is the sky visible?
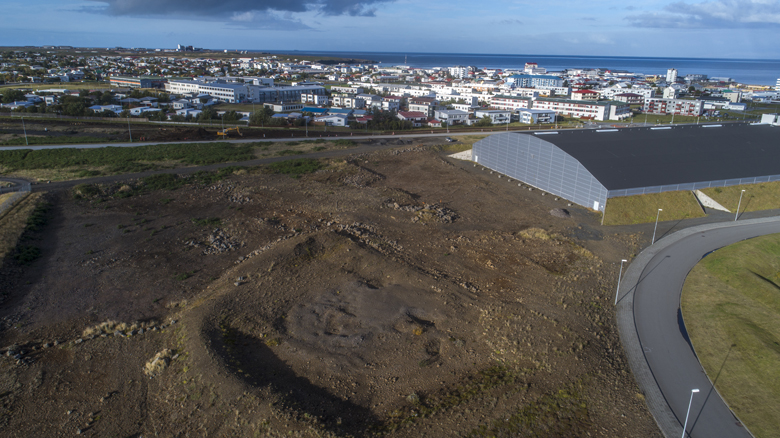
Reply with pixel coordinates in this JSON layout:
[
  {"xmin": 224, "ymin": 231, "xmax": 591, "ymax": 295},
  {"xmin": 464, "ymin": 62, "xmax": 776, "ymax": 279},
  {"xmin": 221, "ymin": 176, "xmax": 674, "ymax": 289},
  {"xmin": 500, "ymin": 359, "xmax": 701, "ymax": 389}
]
[{"xmin": 2, "ymin": 0, "xmax": 780, "ymax": 60}]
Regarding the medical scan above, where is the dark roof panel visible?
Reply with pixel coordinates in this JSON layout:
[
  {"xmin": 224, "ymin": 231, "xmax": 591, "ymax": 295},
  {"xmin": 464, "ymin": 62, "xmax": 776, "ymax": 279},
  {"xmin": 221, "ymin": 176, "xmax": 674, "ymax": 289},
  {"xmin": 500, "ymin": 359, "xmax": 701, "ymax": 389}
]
[{"xmin": 516, "ymin": 123, "xmax": 780, "ymax": 190}]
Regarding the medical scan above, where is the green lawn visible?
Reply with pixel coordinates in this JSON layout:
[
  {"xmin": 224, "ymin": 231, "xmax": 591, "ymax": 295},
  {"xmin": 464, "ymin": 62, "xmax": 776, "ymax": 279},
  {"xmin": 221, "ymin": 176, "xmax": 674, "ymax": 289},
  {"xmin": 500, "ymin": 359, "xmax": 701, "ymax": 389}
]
[
  {"xmin": 681, "ymin": 234, "xmax": 780, "ymax": 438},
  {"xmin": 702, "ymin": 182, "xmax": 780, "ymax": 214},
  {"xmin": 602, "ymin": 190, "xmax": 705, "ymax": 225}
]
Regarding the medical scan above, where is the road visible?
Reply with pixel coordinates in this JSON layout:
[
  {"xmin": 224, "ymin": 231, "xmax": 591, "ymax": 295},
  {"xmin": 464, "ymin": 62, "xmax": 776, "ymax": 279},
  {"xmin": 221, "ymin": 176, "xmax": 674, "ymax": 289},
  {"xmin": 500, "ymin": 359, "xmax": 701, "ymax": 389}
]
[
  {"xmin": 0, "ymin": 130, "xmax": 499, "ymax": 151},
  {"xmin": 617, "ymin": 216, "xmax": 780, "ymax": 438}
]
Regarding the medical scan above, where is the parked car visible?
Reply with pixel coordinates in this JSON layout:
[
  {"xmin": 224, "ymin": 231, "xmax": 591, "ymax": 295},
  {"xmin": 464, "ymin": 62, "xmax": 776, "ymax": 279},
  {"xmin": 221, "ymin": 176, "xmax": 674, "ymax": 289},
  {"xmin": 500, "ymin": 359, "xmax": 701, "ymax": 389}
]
[{"xmin": 445, "ymin": 137, "xmax": 455, "ymax": 142}]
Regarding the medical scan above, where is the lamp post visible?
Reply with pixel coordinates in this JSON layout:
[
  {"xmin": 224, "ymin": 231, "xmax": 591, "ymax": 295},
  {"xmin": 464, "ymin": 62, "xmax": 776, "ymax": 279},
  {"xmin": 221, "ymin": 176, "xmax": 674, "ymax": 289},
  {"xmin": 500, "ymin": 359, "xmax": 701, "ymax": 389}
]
[
  {"xmin": 681, "ymin": 389, "xmax": 700, "ymax": 438},
  {"xmin": 127, "ymin": 115, "xmax": 132, "ymax": 142},
  {"xmin": 652, "ymin": 208, "xmax": 663, "ymax": 244},
  {"xmin": 614, "ymin": 259, "xmax": 628, "ymax": 305},
  {"xmin": 735, "ymin": 189, "xmax": 746, "ymax": 221},
  {"xmin": 21, "ymin": 116, "xmax": 28, "ymax": 146}
]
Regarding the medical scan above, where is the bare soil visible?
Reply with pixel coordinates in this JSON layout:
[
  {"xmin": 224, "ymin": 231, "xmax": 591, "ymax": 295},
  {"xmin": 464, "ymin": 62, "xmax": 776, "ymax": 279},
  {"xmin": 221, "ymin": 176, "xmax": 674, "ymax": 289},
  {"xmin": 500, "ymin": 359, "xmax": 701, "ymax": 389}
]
[{"xmin": 0, "ymin": 146, "xmax": 659, "ymax": 437}]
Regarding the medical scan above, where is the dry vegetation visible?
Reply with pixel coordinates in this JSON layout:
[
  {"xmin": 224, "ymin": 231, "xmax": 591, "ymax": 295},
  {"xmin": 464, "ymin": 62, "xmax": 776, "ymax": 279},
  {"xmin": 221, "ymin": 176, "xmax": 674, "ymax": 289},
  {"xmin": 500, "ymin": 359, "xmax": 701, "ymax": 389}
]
[{"xmin": 0, "ymin": 145, "xmax": 658, "ymax": 437}]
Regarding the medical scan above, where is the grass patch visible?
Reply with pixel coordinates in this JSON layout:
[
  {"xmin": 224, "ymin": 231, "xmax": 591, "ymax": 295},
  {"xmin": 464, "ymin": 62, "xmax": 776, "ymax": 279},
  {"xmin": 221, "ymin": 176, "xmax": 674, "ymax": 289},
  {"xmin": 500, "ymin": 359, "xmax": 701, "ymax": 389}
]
[
  {"xmin": 333, "ymin": 139, "xmax": 356, "ymax": 147},
  {"xmin": 266, "ymin": 158, "xmax": 323, "ymax": 177},
  {"xmin": 175, "ymin": 272, "xmax": 194, "ymax": 281},
  {"xmin": 378, "ymin": 364, "xmax": 530, "ymax": 433},
  {"xmin": 702, "ymin": 181, "xmax": 780, "ymax": 214},
  {"xmin": 277, "ymin": 149, "xmax": 304, "ymax": 156},
  {"xmin": 13, "ymin": 245, "xmax": 41, "ymax": 264},
  {"xmin": 681, "ymin": 233, "xmax": 780, "ymax": 437},
  {"xmin": 0, "ymin": 142, "xmax": 257, "ymax": 174},
  {"xmin": 0, "ymin": 136, "xmax": 110, "ymax": 147},
  {"xmin": 0, "ymin": 193, "xmax": 41, "ymax": 268},
  {"xmin": 25, "ymin": 201, "xmax": 51, "ymax": 231},
  {"xmin": 467, "ymin": 381, "xmax": 590, "ymax": 437},
  {"xmin": 311, "ymin": 146, "xmax": 326, "ymax": 152},
  {"xmin": 191, "ymin": 218, "xmax": 221, "ymax": 227},
  {"xmin": 603, "ymin": 190, "xmax": 705, "ymax": 226}
]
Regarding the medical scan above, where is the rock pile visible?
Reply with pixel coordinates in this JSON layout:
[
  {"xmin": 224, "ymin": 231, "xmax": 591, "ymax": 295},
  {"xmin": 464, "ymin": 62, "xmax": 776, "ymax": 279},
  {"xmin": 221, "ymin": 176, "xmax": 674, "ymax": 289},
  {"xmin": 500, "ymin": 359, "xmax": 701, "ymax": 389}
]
[
  {"xmin": 185, "ymin": 228, "xmax": 244, "ymax": 255},
  {"xmin": 550, "ymin": 208, "xmax": 571, "ymax": 218}
]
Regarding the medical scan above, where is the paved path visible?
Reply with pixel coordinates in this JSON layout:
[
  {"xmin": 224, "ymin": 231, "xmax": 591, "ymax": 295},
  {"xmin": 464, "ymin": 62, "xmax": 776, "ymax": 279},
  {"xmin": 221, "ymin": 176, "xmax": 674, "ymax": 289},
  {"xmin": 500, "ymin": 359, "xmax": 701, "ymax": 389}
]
[{"xmin": 617, "ymin": 216, "xmax": 780, "ymax": 438}]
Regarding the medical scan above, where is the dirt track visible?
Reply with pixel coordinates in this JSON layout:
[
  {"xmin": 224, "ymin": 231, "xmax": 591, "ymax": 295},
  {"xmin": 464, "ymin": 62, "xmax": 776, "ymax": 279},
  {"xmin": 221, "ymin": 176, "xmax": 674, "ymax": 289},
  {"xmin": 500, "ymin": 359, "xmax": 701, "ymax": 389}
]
[{"xmin": 0, "ymin": 145, "xmax": 660, "ymax": 437}]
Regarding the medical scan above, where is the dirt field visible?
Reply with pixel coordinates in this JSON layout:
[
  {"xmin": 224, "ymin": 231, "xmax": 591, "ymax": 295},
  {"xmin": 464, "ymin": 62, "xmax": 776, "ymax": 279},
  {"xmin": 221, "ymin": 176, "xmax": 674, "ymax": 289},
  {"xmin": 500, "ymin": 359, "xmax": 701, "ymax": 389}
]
[{"xmin": 0, "ymin": 146, "xmax": 659, "ymax": 437}]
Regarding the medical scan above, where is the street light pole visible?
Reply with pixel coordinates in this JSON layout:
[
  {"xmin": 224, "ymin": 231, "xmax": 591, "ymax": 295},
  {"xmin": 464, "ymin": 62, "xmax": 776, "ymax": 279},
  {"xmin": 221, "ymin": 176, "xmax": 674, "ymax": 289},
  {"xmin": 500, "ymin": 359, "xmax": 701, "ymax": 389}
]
[
  {"xmin": 127, "ymin": 115, "xmax": 132, "ymax": 142},
  {"xmin": 615, "ymin": 259, "xmax": 628, "ymax": 305},
  {"xmin": 681, "ymin": 389, "xmax": 700, "ymax": 438},
  {"xmin": 21, "ymin": 116, "xmax": 28, "ymax": 146},
  {"xmin": 652, "ymin": 208, "xmax": 663, "ymax": 244},
  {"xmin": 735, "ymin": 189, "xmax": 746, "ymax": 221}
]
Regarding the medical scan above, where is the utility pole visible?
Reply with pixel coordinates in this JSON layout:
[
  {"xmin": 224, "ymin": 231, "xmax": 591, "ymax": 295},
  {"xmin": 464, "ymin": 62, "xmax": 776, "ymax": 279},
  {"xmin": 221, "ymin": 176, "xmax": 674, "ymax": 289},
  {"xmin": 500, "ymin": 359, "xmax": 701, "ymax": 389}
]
[{"xmin": 21, "ymin": 116, "xmax": 28, "ymax": 146}]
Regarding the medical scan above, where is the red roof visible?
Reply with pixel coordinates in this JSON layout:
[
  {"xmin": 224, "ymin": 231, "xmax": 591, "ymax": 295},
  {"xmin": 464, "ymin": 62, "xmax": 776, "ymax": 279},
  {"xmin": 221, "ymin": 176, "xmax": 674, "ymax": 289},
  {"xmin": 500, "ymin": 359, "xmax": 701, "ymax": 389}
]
[
  {"xmin": 573, "ymin": 89, "xmax": 598, "ymax": 94},
  {"xmin": 398, "ymin": 111, "xmax": 427, "ymax": 118}
]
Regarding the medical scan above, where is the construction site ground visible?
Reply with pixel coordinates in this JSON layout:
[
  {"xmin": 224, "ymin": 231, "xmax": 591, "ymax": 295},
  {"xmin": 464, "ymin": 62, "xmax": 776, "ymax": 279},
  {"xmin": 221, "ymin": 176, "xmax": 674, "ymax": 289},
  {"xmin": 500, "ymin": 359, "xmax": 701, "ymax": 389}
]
[{"xmin": 0, "ymin": 143, "xmax": 661, "ymax": 437}]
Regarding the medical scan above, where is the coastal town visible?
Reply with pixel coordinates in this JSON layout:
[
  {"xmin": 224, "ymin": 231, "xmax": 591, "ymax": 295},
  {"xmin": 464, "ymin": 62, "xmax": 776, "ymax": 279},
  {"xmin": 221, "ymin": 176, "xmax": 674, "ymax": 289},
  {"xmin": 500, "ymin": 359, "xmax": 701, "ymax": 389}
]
[
  {"xmin": 3, "ymin": 42, "xmax": 780, "ymax": 438},
  {"xmin": 1, "ymin": 46, "xmax": 778, "ymax": 130}
]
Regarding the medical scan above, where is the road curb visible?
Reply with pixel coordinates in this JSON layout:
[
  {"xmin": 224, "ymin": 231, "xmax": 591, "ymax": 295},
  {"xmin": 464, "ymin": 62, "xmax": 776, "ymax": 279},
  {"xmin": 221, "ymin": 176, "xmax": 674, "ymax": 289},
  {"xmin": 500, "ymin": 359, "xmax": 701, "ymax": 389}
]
[{"xmin": 615, "ymin": 216, "xmax": 780, "ymax": 438}]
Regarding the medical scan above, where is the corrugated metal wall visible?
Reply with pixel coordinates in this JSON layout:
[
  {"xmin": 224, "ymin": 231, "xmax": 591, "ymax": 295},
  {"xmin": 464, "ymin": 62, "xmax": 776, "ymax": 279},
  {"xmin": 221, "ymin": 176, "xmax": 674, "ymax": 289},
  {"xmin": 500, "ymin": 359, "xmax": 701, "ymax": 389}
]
[{"xmin": 472, "ymin": 133, "xmax": 608, "ymax": 211}]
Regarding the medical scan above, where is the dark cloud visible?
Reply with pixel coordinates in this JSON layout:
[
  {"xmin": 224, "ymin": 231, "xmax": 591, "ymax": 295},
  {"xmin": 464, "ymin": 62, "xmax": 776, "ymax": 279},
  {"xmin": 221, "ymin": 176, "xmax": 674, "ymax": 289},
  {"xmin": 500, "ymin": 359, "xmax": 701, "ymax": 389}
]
[
  {"xmin": 626, "ymin": 0, "xmax": 780, "ymax": 29},
  {"xmin": 88, "ymin": 0, "xmax": 391, "ymax": 18}
]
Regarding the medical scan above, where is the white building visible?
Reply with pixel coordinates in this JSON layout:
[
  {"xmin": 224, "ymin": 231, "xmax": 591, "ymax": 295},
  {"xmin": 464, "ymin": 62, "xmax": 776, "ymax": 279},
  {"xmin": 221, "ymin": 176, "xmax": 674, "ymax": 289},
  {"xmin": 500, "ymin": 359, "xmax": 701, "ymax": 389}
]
[
  {"xmin": 301, "ymin": 93, "xmax": 329, "ymax": 106},
  {"xmin": 314, "ymin": 114, "xmax": 348, "ymax": 127},
  {"xmin": 666, "ymin": 68, "xmax": 678, "ymax": 83},
  {"xmin": 518, "ymin": 108, "xmax": 556, "ymax": 124},
  {"xmin": 474, "ymin": 109, "xmax": 511, "ymax": 124},
  {"xmin": 643, "ymin": 98, "xmax": 703, "ymax": 116},
  {"xmin": 434, "ymin": 109, "xmax": 469, "ymax": 125}
]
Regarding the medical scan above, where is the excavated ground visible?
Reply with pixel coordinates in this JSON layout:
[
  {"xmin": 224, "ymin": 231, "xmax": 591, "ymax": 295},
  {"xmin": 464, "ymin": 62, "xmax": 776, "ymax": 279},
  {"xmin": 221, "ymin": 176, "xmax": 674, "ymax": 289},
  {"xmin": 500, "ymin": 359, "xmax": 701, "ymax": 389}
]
[{"xmin": 0, "ymin": 146, "xmax": 659, "ymax": 437}]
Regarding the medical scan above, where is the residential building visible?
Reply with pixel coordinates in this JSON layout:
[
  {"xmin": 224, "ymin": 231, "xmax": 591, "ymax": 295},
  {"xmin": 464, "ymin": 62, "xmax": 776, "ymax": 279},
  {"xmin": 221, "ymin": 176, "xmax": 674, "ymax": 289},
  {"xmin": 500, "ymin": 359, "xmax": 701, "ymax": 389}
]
[
  {"xmin": 397, "ymin": 111, "xmax": 428, "ymax": 127},
  {"xmin": 490, "ymin": 95, "xmax": 532, "ymax": 111},
  {"xmin": 301, "ymin": 93, "xmax": 329, "ymax": 106},
  {"xmin": 518, "ymin": 108, "xmax": 556, "ymax": 124},
  {"xmin": 314, "ymin": 114, "xmax": 348, "ymax": 127},
  {"xmin": 643, "ymin": 98, "xmax": 703, "ymax": 116},
  {"xmin": 666, "ymin": 68, "xmax": 678, "ymax": 83},
  {"xmin": 505, "ymin": 74, "xmax": 563, "ymax": 89},
  {"xmin": 571, "ymin": 89, "xmax": 599, "ymax": 101},
  {"xmin": 382, "ymin": 96, "xmax": 402, "ymax": 112},
  {"xmin": 264, "ymin": 103, "xmax": 304, "ymax": 112},
  {"xmin": 612, "ymin": 93, "xmax": 644, "ymax": 105},
  {"xmin": 332, "ymin": 94, "xmax": 365, "ymax": 109},
  {"xmin": 408, "ymin": 97, "xmax": 440, "ymax": 117},
  {"xmin": 722, "ymin": 91, "xmax": 742, "ymax": 103},
  {"xmin": 474, "ymin": 109, "xmax": 511, "ymax": 124},
  {"xmin": 662, "ymin": 87, "xmax": 679, "ymax": 99},
  {"xmin": 110, "ymin": 76, "xmax": 166, "ymax": 89},
  {"xmin": 434, "ymin": 109, "xmax": 469, "ymax": 125},
  {"xmin": 533, "ymin": 97, "xmax": 630, "ymax": 121}
]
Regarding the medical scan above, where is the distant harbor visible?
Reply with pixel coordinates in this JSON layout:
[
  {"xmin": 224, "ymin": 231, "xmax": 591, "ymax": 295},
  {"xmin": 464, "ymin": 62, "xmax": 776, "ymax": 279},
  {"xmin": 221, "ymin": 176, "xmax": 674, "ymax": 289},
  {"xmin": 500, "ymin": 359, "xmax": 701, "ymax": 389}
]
[{"xmin": 260, "ymin": 50, "xmax": 780, "ymax": 86}]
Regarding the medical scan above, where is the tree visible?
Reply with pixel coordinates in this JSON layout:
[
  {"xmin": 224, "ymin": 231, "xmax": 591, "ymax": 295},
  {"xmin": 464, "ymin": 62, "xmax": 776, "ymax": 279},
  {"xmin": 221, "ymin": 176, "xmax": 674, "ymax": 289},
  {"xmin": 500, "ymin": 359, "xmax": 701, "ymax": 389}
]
[
  {"xmin": 249, "ymin": 106, "xmax": 274, "ymax": 126},
  {"xmin": 1, "ymin": 89, "xmax": 25, "ymax": 103},
  {"xmin": 475, "ymin": 116, "xmax": 493, "ymax": 127}
]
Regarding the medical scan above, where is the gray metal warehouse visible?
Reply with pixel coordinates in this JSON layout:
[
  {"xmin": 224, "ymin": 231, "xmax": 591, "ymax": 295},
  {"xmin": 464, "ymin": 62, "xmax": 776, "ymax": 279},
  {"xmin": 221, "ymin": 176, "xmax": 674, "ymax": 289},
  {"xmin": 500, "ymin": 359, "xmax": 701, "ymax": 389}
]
[{"xmin": 472, "ymin": 123, "xmax": 780, "ymax": 212}]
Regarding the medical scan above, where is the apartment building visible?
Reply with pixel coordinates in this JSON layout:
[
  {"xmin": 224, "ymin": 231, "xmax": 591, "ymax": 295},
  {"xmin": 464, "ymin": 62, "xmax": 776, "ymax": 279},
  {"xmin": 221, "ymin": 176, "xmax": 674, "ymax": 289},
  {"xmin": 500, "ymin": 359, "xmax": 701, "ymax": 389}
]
[
  {"xmin": 490, "ymin": 95, "xmax": 532, "ymax": 111},
  {"xmin": 643, "ymin": 98, "xmax": 703, "ymax": 116}
]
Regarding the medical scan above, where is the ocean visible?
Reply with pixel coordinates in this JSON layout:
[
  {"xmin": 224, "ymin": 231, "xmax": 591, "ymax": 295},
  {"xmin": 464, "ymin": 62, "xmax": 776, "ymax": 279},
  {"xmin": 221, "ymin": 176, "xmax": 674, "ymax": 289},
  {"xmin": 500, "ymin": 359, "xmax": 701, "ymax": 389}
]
[{"xmin": 260, "ymin": 50, "xmax": 780, "ymax": 86}]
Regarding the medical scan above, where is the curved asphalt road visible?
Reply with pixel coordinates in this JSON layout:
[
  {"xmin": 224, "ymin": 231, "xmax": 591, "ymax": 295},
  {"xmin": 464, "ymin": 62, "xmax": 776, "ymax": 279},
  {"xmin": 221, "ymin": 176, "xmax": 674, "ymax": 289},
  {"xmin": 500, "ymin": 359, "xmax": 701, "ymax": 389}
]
[{"xmin": 617, "ymin": 217, "xmax": 780, "ymax": 438}]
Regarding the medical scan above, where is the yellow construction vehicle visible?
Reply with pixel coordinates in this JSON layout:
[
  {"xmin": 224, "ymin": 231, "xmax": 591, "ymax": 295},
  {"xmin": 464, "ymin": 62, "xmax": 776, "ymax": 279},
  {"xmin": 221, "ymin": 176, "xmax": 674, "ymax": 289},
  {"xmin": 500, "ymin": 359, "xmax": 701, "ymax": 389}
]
[{"xmin": 217, "ymin": 127, "xmax": 243, "ymax": 138}]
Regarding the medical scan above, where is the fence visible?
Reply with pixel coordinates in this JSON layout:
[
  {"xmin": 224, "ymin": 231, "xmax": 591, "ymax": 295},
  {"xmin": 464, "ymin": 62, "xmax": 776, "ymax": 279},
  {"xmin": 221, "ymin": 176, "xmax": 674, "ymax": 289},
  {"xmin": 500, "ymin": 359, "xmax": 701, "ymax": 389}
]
[
  {"xmin": 0, "ymin": 182, "xmax": 32, "ymax": 218},
  {"xmin": 607, "ymin": 174, "xmax": 780, "ymax": 198}
]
